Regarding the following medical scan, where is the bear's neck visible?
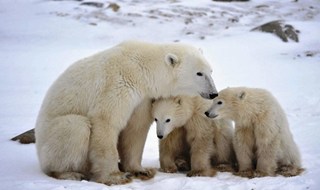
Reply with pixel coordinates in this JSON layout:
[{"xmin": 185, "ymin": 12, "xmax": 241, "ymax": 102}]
[{"xmin": 139, "ymin": 66, "xmax": 175, "ymax": 99}]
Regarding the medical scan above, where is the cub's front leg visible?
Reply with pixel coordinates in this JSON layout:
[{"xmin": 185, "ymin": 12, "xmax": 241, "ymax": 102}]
[
  {"xmin": 254, "ymin": 122, "xmax": 279, "ymax": 177},
  {"xmin": 187, "ymin": 137, "xmax": 216, "ymax": 177},
  {"xmin": 233, "ymin": 127, "xmax": 255, "ymax": 178},
  {"xmin": 159, "ymin": 139, "xmax": 179, "ymax": 173},
  {"xmin": 159, "ymin": 127, "xmax": 190, "ymax": 173}
]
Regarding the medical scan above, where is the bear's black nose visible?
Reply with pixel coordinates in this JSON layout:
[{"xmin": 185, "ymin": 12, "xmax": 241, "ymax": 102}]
[
  {"xmin": 157, "ymin": 135, "xmax": 163, "ymax": 139},
  {"xmin": 204, "ymin": 111, "xmax": 210, "ymax": 117},
  {"xmin": 209, "ymin": 93, "xmax": 218, "ymax": 99}
]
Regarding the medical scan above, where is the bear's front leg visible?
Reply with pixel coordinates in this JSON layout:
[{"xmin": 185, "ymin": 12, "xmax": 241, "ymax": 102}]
[
  {"xmin": 118, "ymin": 126, "xmax": 156, "ymax": 180},
  {"xmin": 118, "ymin": 99, "xmax": 156, "ymax": 180},
  {"xmin": 89, "ymin": 119, "xmax": 132, "ymax": 185},
  {"xmin": 160, "ymin": 159, "xmax": 178, "ymax": 173},
  {"xmin": 175, "ymin": 158, "xmax": 190, "ymax": 172},
  {"xmin": 255, "ymin": 131, "xmax": 279, "ymax": 177},
  {"xmin": 159, "ymin": 141, "xmax": 179, "ymax": 173},
  {"xmin": 233, "ymin": 127, "xmax": 255, "ymax": 178},
  {"xmin": 187, "ymin": 139, "xmax": 216, "ymax": 177}
]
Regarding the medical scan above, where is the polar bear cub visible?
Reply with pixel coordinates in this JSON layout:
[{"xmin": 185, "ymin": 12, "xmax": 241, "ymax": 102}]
[
  {"xmin": 205, "ymin": 87, "xmax": 303, "ymax": 177},
  {"xmin": 152, "ymin": 96, "xmax": 235, "ymax": 177},
  {"xmin": 35, "ymin": 40, "xmax": 218, "ymax": 185}
]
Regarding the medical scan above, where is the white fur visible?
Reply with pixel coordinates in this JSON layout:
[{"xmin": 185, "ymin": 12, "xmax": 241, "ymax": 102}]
[
  {"xmin": 152, "ymin": 96, "xmax": 235, "ymax": 177},
  {"xmin": 206, "ymin": 87, "xmax": 303, "ymax": 177},
  {"xmin": 35, "ymin": 40, "xmax": 217, "ymax": 185}
]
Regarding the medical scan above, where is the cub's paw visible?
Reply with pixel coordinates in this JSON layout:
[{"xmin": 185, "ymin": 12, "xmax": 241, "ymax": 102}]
[
  {"xmin": 132, "ymin": 168, "xmax": 156, "ymax": 180},
  {"xmin": 187, "ymin": 168, "xmax": 217, "ymax": 177},
  {"xmin": 254, "ymin": 170, "xmax": 275, "ymax": 177},
  {"xmin": 215, "ymin": 164, "xmax": 234, "ymax": 172},
  {"xmin": 175, "ymin": 159, "xmax": 190, "ymax": 171},
  {"xmin": 277, "ymin": 165, "xmax": 304, "ymax": 177},
  {"xmin": 233, "ymin": 169, "xmax": 254, "ymax": 178},
  {"xmin": 91, "ymin": 172, "xmax": 132, "ymax": 186},
  {"xmin": 160, "ymin": 166, "xmax": 178, "ymax": 173}
]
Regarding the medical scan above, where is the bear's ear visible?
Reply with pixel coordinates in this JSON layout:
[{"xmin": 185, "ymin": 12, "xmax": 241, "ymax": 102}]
[
  {"xmin": 238, "ymin": 91, "xmax": 246, "ymax": 100},
  {"xmin": 165, "ymin": 53, "xmax": 179, "ymax": 67},
  {"xmin": 174, "ymin": 97, "xmax": 182, "ymax": 105}
]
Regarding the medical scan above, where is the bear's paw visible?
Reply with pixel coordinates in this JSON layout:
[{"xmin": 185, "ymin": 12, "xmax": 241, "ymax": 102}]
[
  {"xmin": 187, "ymin": 168, "xmax": 217, "ymax": 177},
  {"xmin": 215, "ymin": 164, "xmax": 234, "ymax": 172},
  {"xmin": 175, "ymin": 159, "xmax": 190, "ymax": 171},
  {"xmin": 233, "ymin": 169, "xmax": 254, "ymax": 178},
  {"xmin": 91, "ymin": 171, "xmax": 132, "ymax": 186},
  {"xmin": 277, "ymin": 165, "xmax": 304, "ymax": 177},
  {"xmin": 132, "ymin": 168, "xmax": 157, "ymax": 180},
  {"xmin": 160, "ymin": 166, "xmax": 178, "ymax": 173}
]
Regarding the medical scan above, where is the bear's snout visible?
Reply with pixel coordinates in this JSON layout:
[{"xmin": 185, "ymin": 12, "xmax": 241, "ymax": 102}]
[
  {"xmin": 157, "ymin": 135, "xmax": 163, "ymax": 139},
  {"xmin": 205, "ymin": 111, "xmax": 218, "ymax": 118},
  {"xmin": 209, "ymin": 93, "xmax": 218, "ymax": 99}
]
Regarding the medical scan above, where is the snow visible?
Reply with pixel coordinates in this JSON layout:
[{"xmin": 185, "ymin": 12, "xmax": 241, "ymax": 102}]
[{"xmin": 0, "ymin": 0, "xmax": 320, "ymax": 189}]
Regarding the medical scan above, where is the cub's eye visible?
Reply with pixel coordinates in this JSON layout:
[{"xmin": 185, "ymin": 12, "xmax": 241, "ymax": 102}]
[
  {"xmin": 196, "ymin": 72, "xmax": 203, "ymax": 76},
  {"xmin": 217, "ymin": 101, "xmax": 223, "ymax": 105},
  {"xmin": 155, "ymin": 118, "xmax": 158, "ymax": 122},
  {"xmin": 166, "ymin": 119, "xmax": 171, "ymax": 123}
]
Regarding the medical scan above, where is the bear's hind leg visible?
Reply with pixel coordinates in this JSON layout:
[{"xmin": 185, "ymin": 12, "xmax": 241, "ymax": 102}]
[
  {"xmin": 277, "ymin": 165, "xmax": 304, "ymax": 177},
  {"xmin": 49, "ymin": 171, "xmax": 86, "ymax": 180},
  {"xmin": 277, "ymin": 139, "xmax": 304, "ymax": 177},
  {"xmin": 36, "ymin": 115, "xmax": 91, "ymax": 181}
]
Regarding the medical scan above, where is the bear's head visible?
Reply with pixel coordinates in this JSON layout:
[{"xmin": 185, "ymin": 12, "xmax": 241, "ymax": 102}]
[
  {"xmin": 164, "ymin": 45, "xmax": 218, "ymax": 100},
  {"xmin": 152, "ymin": 96, "xmax": 193, "ymax": 139},
  {"xmin": 205, "ymin": 87, "xmax": 247, "ymax": 121}
]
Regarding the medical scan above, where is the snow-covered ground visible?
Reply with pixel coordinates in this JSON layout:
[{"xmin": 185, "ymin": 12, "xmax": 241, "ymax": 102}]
[{"xmin": 0, "ymin": 0, "xmax": 320, "ymax": 189}]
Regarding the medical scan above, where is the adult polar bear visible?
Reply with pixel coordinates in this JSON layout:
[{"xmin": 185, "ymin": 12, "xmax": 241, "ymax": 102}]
[{"xmin": 35, "ymin": 40, "xmax": 218, "ymax": 185}]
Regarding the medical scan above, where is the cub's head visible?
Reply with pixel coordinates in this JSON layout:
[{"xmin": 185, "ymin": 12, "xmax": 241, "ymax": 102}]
[
  {"xmin": 151, "ymin": 96, "xmax": 193, "ymax": 139},
  {"xmin": 205, "ymin": 87, "xmax": 247, "ymax": 120},
  {"xmin": 165, "ymin": 44, "xmax": 218, "ymax": 99}
]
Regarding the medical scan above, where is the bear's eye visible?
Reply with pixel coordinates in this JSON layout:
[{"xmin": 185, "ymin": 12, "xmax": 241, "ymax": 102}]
[
  {"xmin": 155, "ymin": 118, "xmax": 158, "ymax": 122},
  {"xmin": 217, "ymin": 101, "xmax": 223, "ymax": 105},
  {"xmin": 166, "ymin": 119, "xmax": 171, "ymax": 123},
  {"xmin": 196, "ymin": 72, "xmax": 203, "ymax": 76}
]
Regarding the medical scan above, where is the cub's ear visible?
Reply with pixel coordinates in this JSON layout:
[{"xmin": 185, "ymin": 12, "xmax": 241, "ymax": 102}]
[
  {"xmin": 165, "ymin": 53, "xmax": 179, "ymax": 67},
  {"xmin": 174, "ymin": 97, "xmax": 182, "ymax": 105},
  {"xmin": 238, "ymin": 91, "xmax": 246, "ymax": 100}
]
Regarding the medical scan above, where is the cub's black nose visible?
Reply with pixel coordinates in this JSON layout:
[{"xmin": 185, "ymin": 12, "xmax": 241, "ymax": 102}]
[
  {"xmin": 157, "ymin": 135, "xmax": 163, "ymax": 139},
  {"xmin": 209, "ymin": 93, "xmax": 218, "ymax": 99},
  {"xmin": 204, "ymin": 111, "xmax": 210, "ymax": 117}
]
